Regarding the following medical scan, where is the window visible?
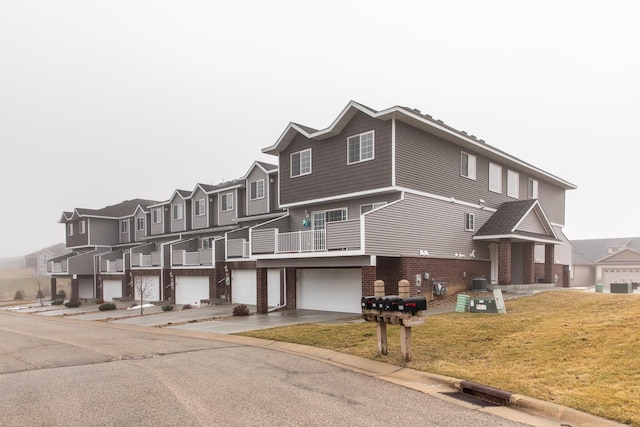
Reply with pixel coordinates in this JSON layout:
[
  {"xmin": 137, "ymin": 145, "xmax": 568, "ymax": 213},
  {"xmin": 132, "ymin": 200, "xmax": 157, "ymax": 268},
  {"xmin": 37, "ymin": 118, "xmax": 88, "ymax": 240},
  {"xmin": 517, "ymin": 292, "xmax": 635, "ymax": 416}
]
[
  {"xmin": 528, "ymin": 178, "xmax": 539, "ymax": 199},
  {"xmin": 347, "ymin": 131, "xmax": 375, "ymax": 164},
  {"xmin": 153, "ymin": 208, "xmax": 162, "ymax": 224},
  {"xmin": 221, "ymin": 193, "xmax": 234, "ymax": 212},
  {"xmin": 173, "ymin": 204, "xmax": 183, "ymax": 220},
  {"xmin": 507, "ymin": 170, "xmax": 519, "ymax": 198},
  {"xmin": 120, "ymin": 220, "xmax": 128, "ymax": 234},
  {"xmin": 250, "ymin": 179, "xmax": 265, "ymax": 200},
  {"xmin": 313, "ymin": 208, "xmax": 347, "ymax": 229},
  {"xmin": 136, "ymin": 217, "xmax": 145, "ymax": 231},
  {"xmin": 461, "ymin": 152, "xmax": 476, "ymax": 180},
  {"xmin": 202, "ymin": 239, "xmax": 210, "ymax": 250},
  {"xmin": 79, "ymin": 220, "xmax": 86, "ymax": 234},
  {"xmin": 489, "ymin": 163, "xmax": 502, "ymax": 193},
  {"xmin": 67, "ymin": 223, "xmax": 73, "ymax": 236},
  {"xmin": 465, "ymin": 213, "xmax": 475, "ymax": 231},
  {"xmin": 291, "ymin": 149, "xmax": 312, "ymax": 177},
  {"xmin": 195, "ymin": 199, "xmax": 206, "ymax": 216},
  {"xmin": 361, "ymin": 202, "xmax": 387, "ymax": 214}
]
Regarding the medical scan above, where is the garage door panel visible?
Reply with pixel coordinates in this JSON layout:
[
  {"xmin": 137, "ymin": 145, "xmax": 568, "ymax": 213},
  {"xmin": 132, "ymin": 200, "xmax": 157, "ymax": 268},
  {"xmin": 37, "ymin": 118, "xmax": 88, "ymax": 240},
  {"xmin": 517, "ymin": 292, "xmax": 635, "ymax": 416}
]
[
  {"xmin": 134, "ymin": 275, "xmax": 160, "ymax": 302},
  {"xmin": 268, "ymin": 269, "xmax": 281, "ymax": 307},
  {"xmin": 297, "ymin": 269, "xmax": 361, "ymax": 313},
  {"xmin": 79, "ymin": 278, "xmax": 94, "ymax": 299},
  {"xmin": 232, "ymin": 270, "xmax": 257, "ymax": 305},
  {"xmin": 175, "ymin": 276, "xmax": 209, "ymax": 306},
  {"xmin": 103, "ymin": 279, "xmax": 122, "ymax": 302}
]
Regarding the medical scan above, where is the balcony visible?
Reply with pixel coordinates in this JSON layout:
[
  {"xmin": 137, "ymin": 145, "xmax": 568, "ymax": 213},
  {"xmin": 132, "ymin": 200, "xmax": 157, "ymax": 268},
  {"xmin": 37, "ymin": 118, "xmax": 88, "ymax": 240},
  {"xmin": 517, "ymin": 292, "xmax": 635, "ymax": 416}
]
[
  {"xmin": 131, "ymin": 251, "xmax": 161, "ymax": 267},
  {"xmin": 227, "ymin": 239, "xmax": 250, "ymax": 259},
  {"xmin": 49, "ymin": 260, "xmax": 69, "ymax": 274},
  {"xmin": 101, "ymin": 259, "xmax": 124, "ymax": 273},
  {"xmin": 172, "ymin": 248, "xmax": 214, "ymax": 266},
  {"xmin": 276, "ymin": 229, "xmax": 325, "ymax": 253}
]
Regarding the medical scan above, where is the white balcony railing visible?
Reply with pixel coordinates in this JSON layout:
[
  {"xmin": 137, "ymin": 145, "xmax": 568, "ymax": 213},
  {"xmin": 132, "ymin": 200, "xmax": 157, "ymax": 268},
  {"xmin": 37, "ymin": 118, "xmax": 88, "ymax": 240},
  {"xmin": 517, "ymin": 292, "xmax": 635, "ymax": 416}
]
[{"xmin": 276, "ymin": 229, "xmax": 325, "ymax": 253}]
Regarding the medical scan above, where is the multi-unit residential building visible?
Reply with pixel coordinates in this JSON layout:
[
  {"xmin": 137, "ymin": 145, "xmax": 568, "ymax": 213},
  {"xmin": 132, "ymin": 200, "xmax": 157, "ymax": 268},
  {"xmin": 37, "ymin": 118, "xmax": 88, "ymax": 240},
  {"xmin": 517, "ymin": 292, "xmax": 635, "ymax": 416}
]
[
  {"xmin": 571, "ymin": 237, "xmax": 640, "ymax": 286},
  {"xmin": 50, "ymin": 101, "xmax": 576, "ymax": 314},
  {"xmin": 25, "ymin": 243, "xmax": 66, "ymax": 276}
]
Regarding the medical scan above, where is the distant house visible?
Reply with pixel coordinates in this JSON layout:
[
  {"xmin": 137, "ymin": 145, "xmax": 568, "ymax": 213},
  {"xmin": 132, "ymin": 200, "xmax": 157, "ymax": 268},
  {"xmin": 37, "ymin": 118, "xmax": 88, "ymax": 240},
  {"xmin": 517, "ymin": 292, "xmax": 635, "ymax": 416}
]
[
  {"xmin": 572, "ymin": 237, "xmax": 640, "ymax": 286},
  {"xmin": 24, "ymin": 243, "xmax": 67, "ymax": 276}
]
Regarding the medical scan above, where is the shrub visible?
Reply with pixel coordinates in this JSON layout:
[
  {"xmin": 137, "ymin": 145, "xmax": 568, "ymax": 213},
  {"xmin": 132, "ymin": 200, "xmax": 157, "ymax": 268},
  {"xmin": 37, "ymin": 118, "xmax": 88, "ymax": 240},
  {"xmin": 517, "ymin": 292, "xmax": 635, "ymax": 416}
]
[
  {"xmin": 98, "ymin": 302, "xmax": 116, "ymax": 311},
  {"xmin": 51, "ymin": 300, "xmax": 64, "ymax": 306},
  {"xmin": 233, "ymin": 304, "xmax": 250, "ymax": 316},
  {"xmin": 64, "ymin": 300, "xmax": 81, "ymax": 308},
  {"xmin": 162, "ymin": 304, "xmax": 174, "ymax": 312},
  {"xmin": 13, "ymin": 290, "xmax": 24, "ymax": 300},
  {"xmin": 182, "ymin": 304, "xmax": 192, "ymax": 310},
  {"xmin": 56, "ymin": 290, "xmax": 67, "ymax": 300}
]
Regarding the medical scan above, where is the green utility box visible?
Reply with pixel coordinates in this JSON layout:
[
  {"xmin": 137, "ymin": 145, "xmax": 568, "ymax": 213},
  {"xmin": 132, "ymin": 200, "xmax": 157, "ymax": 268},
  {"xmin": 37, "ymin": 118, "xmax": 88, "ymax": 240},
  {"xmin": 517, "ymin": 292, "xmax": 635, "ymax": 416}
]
[
  {"xmin": 610, "ymin": 282, "xmax": 632, "ymax": 294},
  {"xmin": 595, "ymin": 284, "xmax": 604, "ymax": 293},
  {"xmin": 469, "ymin": 298, "xmax": 499, "ymax": 313}
]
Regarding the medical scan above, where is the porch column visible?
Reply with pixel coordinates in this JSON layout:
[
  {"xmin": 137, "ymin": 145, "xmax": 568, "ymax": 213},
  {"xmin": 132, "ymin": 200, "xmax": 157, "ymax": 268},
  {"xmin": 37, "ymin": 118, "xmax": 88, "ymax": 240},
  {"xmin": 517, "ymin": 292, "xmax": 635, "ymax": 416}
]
[
  {"xmin": 498, "ymin": 238, "xmax": 512, "ymax": 286},
  {"xmin": 256, "ymin": 268, "xmax": 268, "ymax": 314},
  {"xmin": 522, "ymin": 242, "xmax": 535, "ymax": 284},
  {"xmin": 70, "ymin": 275, "xmax": 79, "ymax": 301},
  {"xmin": 544, "ymin": 244, "xmax": 555, "ymax": 284},
  {"xmin": 50, "ymin": 277, "xmax": 57, "ymax": 300}
]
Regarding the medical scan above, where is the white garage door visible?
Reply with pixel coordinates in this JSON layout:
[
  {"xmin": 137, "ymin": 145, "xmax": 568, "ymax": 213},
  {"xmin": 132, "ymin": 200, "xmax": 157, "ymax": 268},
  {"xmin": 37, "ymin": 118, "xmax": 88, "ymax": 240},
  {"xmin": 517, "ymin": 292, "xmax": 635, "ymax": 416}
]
[
  {"xmin": 268, "ymin": 269, "xmax": 281, "ymax": 307},
  {"xmin": 102, "ymin": 279, "xmax": 122, "ymax": 302},
  {"xmin": 602, "ymin": 268, "xmax": 640, "ymax": 286},
  {"xmin": 232, "ymin": 269, "xmax": 256, "ymax": 305},
  {"xmin": 134, "ymin": 275, "xmax": 160, "ymax": 302},
  {"xmin": 78, "ymin": 278, "xmax": 94, "ymax": 299},
  {"xmin": 296, "ymin": 268, "xmax": 361, "ymax": 313},
  {"xmin": 175, "ymin": 276, "xmax": 209, "ymax": 306}
]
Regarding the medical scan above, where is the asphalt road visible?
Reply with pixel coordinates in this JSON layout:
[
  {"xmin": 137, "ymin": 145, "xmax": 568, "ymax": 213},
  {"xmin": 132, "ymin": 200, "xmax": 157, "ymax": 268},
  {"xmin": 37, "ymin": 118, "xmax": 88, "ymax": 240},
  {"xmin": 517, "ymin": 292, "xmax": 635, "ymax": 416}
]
[{"xmin": 0, "ymin": 312, "xmax": 530, "ymax": 427}]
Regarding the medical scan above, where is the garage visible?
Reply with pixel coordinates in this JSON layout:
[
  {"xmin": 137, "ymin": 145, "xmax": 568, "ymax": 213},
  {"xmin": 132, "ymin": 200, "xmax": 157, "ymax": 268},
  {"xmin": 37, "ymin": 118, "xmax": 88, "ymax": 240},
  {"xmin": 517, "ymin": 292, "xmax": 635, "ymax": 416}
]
[
  {"xmin": 268, "ymin": 269, "xmax": 281, "ymax": 307},
  {"xmin": 232, "ymin": 269, "xmax": 257, "ymax": 305},
  {"xmin": 134, "ymin": 275, "xmax": 160, "ymax": 302},
  {"xmin": 78, "ymin": 278, "xmax": 94, "ymax": 299},
  {"xmin": 296, "ymin": 268, "xmax": 362, "ymax": 313},
  {"xmin": 175, "ymin": 276, "xmax": 209, "ymax": 306},
  {"xmin": 602, "ymin": 268, "xmax": 640, "ymax": 286},
  {"xmin": 102, "ymin": 279, "xmax": 122, "ymax": 301}
]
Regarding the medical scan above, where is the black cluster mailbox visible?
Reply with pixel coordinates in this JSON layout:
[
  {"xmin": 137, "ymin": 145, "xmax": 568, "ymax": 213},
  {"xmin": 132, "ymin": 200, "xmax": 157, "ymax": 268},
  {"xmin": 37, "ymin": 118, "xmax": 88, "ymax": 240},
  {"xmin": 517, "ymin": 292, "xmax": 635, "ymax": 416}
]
[{"xmin": 361, "ymin": 295, "xmax": 427, "ymax": 325}]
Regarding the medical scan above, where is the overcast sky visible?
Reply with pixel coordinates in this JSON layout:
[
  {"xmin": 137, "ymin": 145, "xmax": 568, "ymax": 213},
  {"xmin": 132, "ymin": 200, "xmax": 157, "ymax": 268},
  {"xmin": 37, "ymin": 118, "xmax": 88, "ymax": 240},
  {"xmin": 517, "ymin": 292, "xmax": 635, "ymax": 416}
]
[{"xmin": 1, "ymin": 1, "xmax": 638, "ymax": 258}]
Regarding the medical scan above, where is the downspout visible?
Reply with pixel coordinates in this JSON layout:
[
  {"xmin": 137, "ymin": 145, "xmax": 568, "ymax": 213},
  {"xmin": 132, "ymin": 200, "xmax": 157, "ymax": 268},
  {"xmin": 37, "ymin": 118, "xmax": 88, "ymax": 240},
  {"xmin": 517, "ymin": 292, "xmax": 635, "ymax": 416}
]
[{"xmin": 268, "ymin": 267, "xmax": 287, "ymax": 312}]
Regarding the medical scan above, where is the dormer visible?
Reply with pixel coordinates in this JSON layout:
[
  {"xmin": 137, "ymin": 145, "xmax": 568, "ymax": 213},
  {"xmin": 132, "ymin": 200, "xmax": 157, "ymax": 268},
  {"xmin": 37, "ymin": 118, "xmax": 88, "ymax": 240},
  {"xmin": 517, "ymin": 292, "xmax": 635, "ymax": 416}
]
[
  {"xmin": 191, "ymin": 184, "xmax": 217, "ymax": 230},
  {"xmin": 242, "ymin": 161, "xmax": 279, "ymax": 217},
  {"xmin": 170, "ymin": 190, "xmax": 191, "ymax": 233}
]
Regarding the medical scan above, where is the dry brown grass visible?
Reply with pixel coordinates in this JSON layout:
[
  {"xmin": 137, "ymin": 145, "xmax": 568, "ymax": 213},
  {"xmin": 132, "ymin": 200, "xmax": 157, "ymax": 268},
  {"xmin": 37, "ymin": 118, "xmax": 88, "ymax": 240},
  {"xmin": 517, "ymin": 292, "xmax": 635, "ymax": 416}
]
[
  {"xmin": 239, "ymin": 291, "xmax": 640, "ymax": 426},
  {"xmin": 0, "ymin": 269, "xmax": 71, "ymax": 300}
]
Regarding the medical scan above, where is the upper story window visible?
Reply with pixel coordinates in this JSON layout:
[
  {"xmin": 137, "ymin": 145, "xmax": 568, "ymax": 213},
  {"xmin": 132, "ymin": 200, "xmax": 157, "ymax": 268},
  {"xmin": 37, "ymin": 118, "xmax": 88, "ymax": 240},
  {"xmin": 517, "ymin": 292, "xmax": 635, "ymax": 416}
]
[
  {"xmin": 528, "ymin": 178, "xmax": 539, "ymax": 199},
  {"xmin": 136, "ymin": 217, "xmax": 145, "ymax": 231},
  {"xmin": 461, "ymin": 152, "xmax": 476, "ymax": 180},
  {"xmin": 250, "ymin": 179, "xmax": 265, "ymax": 200},
  {"xmin": 361, "ymin": 202, "xmax": 387, "ymax": 214},
  {"xmin": 291, "ymin": 149, "xmax": 312, "ymax": 178},
  {"xmin": 465, "ymin": 213, "xmax": 475, "ymax": 231},
  {"xmin": 173, "ymin": 204, "xmax": 183, "ymax": 220},
  {"xmin": 195, "ymin": 199, "xmax": 206, "ymax": 216},
  {"xmin": 221, "ymin": 192, "xmax": 234, "ymax": 212},
  {"xmin": 507, "ymin": 170, "xmax": 519, "ymax": 198},
  {"xmin": 120, "ymin": 219, "xmax": 128, "ymax": 234},
  {"xmin": 313, "ymin": 208, "xmax": 347, "ymax": 229},
  {"xmin": 489, "ymin": 163, "xmax": 502, "ymax": 193},
  {"xmin": 347, "ymin": 131, "xmax": 374, "ymax": 164},
  {"xmin": 79, "ymin": 220, "xmax": 86, "ymax": 234},
  {"xmin": 202, "ymin": 239, "xmax": 210, "ymax": 250},
  {"xmin": 67, "ymin": 223, "xmax": 73, "ymax": 236},
  {"xmin": 153, "ymin": 208, "xmax": 162, "ymax": 224}
]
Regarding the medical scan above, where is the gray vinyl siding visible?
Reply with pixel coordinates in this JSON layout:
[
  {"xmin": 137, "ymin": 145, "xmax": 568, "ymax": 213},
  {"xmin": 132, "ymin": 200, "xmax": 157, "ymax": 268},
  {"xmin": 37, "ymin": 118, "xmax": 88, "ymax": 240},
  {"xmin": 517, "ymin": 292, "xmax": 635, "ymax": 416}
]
[
  {"xmin": 395, "ymin": 121, "xmax": 568, "ymax": 225},
  {"xmin": 517, "ymin": 211, "xmax": 548, "ymax": 235},
  {"xmin": 192, "ymin": 188, "xmax": 210, "ymax": 230},
  {"xmin": 246, "ymin": 168, "xmax": 269, "ymax": 216},
  {"xmin": 88, "ymin": 218, "xmax": 119, "ymax": 246},
  {"xmin": 326, "ymin": 220, "xmax": 360, "ymax": 250},
  {"xmin": 170, "ymin": 195, "xmax": 187, "ymax": 233},
  {"xmin": 363, "ymin": 192, "xmax": 492, "ymax": 258},
  {"xmin": 280, "ymin": 111, "xmax": 393, "ymax": 205},
  {"xmin": 134, "ymin": 211, "xmax": 147, "ymax": 242},
  {"xmin": 252, "ymin": 228, "xmax": 277, "ymax": 254},
  {"xmin": 215, "ymin": 238, "xmax": 226, "ymax": 261},
  {"xmin": 66, "ymin": 219, "xmax": 89, "ymax": 247},
  {"xmin": 150, "ymin": 206, "xmax": 168, "ymax": 236},
  {"xmin": 119, "ymin": 218, "xmax": 131, "ymax": 244}
]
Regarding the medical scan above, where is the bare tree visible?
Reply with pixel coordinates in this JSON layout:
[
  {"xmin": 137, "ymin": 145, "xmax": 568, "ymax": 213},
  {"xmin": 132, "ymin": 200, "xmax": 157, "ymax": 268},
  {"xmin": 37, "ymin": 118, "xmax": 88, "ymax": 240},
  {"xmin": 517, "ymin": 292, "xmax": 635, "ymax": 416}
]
[
  {"xmin": 35, "ymin": 279, "xmax": 45, "ymax": 307},
  {"xmin": 132, "ymin": 275, "xmax": 155, "ymax": 315}
]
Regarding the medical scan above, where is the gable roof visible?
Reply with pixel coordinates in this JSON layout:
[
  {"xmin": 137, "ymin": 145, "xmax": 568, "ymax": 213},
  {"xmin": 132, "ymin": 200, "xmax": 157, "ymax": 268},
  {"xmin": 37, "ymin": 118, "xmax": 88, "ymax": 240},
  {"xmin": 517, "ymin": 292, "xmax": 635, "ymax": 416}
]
[
  {"xmin": 263, "ymin": 100, "xmax": 576, "ymax": 190},
  {"xmin": 474, "ymin": 199, "xmax": 560, "ymax": 244},
  {"xmin": 241, "ymin": 160, "xmax": 278, "ymax": 180},
  {"xmin": 572, "ymin": 237, "xmax": 640, "ymax": 265},
  {"xmin": 60, "ymin": 199, "xmax": 160, "ymax": 222},
  {"xmin": 596, "ymin": 247, "xmax": 640, "ymax": 263}
]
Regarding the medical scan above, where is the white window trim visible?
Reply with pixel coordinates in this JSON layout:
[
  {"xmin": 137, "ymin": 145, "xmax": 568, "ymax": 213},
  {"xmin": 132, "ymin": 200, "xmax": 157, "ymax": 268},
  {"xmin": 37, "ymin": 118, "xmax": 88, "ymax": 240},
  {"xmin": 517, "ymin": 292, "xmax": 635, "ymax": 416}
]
[
  {"xmin": 120, "ymin": 219, "xmax": 128, "ymax": 234},
  {"xmin": 461, "ymin": 152, "xmax": 477, "ymax": 180},
  {"xmin": 221, "ymin": 192, "xmax": 234, "ymax": 212},
  {"xmin": 360, "ymin": 201, "xmax": 387, "ymax": 214},
  {"xmin": 489, "ymin": 162, "xmax": 502, "ymax": 193},
  {"xmin": 195, "ymin": 198, "xmax": 206, "ymax": 216},
  {"xmin": 507, "ymin": 170, "xmax": 520, "ymax": 198},
  {"xmin": 465, "ymin": 213, "xmax": 475, "ymax": 231},
  {"xmin": 250, "ymin": 179, "xmax": 265, "ymax": 200},
  {"xmin": 67, "ymin": 223, "xmax": 74, "ymax": 236},
  {"xmin": 136, "ymin": 217, "xmax": 145, "ymax": 231},
  {"xmin": 153, "ymin": 208, "xmax": 162, "ymax": 224},
  {"xmin": 290, "ymin": 149, "xmax": 312, "ymax": 178},
  {"xmin": 312, "ymin": 208, "xmax": 348, "ymax": 229},
  {"xmin": 173, "ymin": 203, "xmax": 184, "ymax": 220},
  {"xmin": 79, "ymin": 220, "xmax": 86, "ymax": 234},
  {"xmin": 528, "ymin": 178, "xmax": 539, "ymax": 199},
  {"xmin": 347, "ymin": 130, "xmax": 375, "ymax": 165}
]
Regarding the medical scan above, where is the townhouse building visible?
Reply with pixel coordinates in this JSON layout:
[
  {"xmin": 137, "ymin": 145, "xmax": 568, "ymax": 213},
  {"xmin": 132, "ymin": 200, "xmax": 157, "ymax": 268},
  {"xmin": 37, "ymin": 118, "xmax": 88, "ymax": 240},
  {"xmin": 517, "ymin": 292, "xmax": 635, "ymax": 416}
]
[{"xmin": 51, "ymin": 101, "xmax": 576, "ymax": 315}]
